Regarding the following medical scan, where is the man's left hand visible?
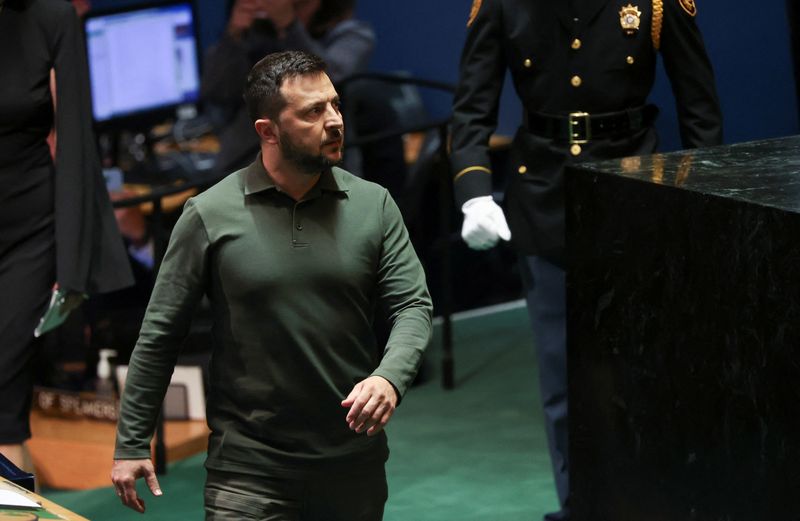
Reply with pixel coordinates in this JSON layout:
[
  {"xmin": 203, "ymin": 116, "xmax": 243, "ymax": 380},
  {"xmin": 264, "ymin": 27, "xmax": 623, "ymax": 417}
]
[{"xmin": 341, "ymin": 376, "xmax": 398, "ymax": 436}]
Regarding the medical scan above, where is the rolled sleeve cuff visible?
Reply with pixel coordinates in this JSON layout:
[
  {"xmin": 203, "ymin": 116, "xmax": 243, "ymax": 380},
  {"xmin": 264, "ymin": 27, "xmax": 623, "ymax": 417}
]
[{"xmin": 113, "ymin": 447, "xmax": 152, "ymax": 460}]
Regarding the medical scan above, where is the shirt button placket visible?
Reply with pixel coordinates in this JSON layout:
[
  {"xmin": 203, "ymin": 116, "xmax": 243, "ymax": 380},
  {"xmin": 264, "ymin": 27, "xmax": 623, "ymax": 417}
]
[{"xmin": 292, "ymin": 203, "xmax": 303, "ymax": 246}]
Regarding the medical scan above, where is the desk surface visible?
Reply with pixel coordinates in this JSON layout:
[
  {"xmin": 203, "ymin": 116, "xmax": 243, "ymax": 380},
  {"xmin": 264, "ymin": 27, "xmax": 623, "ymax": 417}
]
[
  {"xmin": 0, "ymin": 477, "xmax": 89, "ymax": 521},
  {"xmin": 570, "ymin": 135, "xmax": 800, "ymax": 213},
  {"xmin": 28, "ymin": 410, "xmax": 209, "ymax": 490},
  {"xmin": 116, "ymin": 182, "xmax": 198, "ymax": 214}
]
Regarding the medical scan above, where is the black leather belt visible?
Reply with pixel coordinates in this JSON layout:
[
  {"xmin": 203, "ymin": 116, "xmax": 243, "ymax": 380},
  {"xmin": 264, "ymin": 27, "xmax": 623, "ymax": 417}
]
[{"xmin": 526, "ymin": 105, "xmax": 657, "ymax": 144}]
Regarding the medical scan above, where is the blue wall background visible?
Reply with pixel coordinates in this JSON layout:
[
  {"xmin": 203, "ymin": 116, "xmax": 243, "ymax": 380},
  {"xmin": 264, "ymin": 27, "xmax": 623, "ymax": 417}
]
[{"xmin": 92, "ymin": 0, "xmax": 798, "ymax": 151}]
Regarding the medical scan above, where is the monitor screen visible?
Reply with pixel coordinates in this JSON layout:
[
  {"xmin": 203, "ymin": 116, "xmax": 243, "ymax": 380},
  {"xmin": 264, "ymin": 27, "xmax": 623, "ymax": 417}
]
[{"xmin": 84, "ymin": 2, "xmax": 201, "ymax": 125}]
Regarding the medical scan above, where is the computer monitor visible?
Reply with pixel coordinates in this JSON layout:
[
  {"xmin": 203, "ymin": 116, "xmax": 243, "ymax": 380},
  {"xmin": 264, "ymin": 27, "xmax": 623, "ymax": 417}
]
[{"xmin": 84, "ymin": 1, "xmax": 201, "ymax": 131}]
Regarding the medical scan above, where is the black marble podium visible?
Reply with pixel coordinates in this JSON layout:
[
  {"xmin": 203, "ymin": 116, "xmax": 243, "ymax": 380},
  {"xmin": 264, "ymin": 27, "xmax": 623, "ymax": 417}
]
[{"xmin": 565, "ymin": 136, "xmax": 800, "ymax": 521}]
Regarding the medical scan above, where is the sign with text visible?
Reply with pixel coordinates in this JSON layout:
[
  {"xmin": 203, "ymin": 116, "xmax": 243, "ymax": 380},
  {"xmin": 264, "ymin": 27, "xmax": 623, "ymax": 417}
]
[{"xmin": 32, "ymin": 387, "xmax": 118, "ymax": 422}]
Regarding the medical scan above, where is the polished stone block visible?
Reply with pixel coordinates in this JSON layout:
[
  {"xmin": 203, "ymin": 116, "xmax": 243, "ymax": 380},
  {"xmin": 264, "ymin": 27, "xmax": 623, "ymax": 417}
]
[{"xmin": 565, "ymin": 136, "xmax": 800, "ymax": 521}]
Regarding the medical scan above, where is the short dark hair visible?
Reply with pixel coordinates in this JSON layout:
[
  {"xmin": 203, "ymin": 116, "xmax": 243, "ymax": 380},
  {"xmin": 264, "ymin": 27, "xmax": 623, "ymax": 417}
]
[{"xmin": 244, "ymin": 51, "xmax": 327, "ymax": 122}]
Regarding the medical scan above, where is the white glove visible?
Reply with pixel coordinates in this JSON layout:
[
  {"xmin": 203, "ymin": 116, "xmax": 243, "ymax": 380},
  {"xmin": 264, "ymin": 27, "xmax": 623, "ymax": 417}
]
[{"xmin": 460, "ymin": 196, "xmax": 512, "ymax": 250}]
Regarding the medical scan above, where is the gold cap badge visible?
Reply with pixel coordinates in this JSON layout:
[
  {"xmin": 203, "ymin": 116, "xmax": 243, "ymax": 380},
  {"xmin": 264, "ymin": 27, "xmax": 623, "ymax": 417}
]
[
  {"xmin": 679, "ymin": 0, "xmax": 697, "ymax": 17},
  {"xmin": 619, "ymin": 4, "xmax": 642, "ymax": 35}
]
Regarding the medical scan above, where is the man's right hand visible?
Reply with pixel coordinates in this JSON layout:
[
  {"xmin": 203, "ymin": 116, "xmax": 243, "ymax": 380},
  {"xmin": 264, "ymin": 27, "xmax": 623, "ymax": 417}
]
[
  {"xmin": 461, "ymin": 196, "xmax": 512, "ymax": 250},
  {"xmin": 111, "ymin": 458, "xmax": 163, "ymax": 513}
]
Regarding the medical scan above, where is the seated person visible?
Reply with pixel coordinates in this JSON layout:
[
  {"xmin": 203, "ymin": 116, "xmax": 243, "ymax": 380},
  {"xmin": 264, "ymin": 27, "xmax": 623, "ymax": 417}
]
[{"xmin": 202, "ymin": 0, "xmax": 374, "ymax": 173}]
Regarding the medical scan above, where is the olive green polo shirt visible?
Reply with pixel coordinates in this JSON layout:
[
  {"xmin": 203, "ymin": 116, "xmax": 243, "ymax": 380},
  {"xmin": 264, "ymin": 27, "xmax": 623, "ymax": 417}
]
[{"xmin": 114, "ymin": 158, "xmax": 433, "ymax": 476}]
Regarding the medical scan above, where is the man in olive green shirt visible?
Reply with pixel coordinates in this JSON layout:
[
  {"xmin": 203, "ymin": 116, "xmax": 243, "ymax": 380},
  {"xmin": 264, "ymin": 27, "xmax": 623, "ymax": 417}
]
[{"xmin": 111, "ymin": 50, "xmax": 432, "ymax": 520}]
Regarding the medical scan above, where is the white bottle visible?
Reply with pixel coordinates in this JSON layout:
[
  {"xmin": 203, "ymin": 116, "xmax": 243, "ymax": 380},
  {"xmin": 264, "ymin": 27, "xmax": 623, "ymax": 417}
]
[{"xmin": 96, "ymin": 349, "xmax": 117, "ymax": 399}]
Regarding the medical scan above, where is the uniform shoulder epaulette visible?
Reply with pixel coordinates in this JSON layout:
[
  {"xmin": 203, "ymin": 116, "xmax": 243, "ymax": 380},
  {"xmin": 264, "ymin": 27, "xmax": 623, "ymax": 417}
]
[
  {"xmin": 679, "ymin": 0, "xmax": 697, "ymax": 17},
  {"xmin": 651, "ymin": 0, "xmax": 663, "ymax": 50},
  {"xmin": 467, "ymin": 0, "xmax": 483, "ymax": 27}
]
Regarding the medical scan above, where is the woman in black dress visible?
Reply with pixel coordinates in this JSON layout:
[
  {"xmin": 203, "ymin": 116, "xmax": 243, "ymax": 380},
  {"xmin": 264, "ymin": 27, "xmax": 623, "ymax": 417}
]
[{"xmin": 0, "ymin": 0, "xmax": 133, "ymax": 468}]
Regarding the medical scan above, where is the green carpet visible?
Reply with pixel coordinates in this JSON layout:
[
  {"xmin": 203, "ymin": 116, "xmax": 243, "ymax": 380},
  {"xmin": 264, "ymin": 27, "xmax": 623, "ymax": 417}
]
[{"xmin": 44, "ymin": 301, "xmax": 559, "ymax": 520}]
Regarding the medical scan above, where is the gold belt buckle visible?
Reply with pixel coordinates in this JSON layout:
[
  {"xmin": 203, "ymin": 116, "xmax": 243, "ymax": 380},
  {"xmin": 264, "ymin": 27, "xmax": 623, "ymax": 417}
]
[{"xmin": 568, "ymin": 111, "xmax": 591, "ymax": 144}]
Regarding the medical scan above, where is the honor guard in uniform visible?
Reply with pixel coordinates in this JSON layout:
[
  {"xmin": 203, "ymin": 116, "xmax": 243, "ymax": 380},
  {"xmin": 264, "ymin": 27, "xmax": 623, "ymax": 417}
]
[{"xmin": 450, "ymin": 0, "xmax": 723, "ymax": 519}]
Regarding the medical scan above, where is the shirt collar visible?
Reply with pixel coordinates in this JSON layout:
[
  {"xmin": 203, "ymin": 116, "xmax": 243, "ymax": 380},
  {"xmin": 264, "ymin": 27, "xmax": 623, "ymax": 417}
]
[{"xmin": 243, "ymin": 154, "xmax": 350, "ymax": 198}]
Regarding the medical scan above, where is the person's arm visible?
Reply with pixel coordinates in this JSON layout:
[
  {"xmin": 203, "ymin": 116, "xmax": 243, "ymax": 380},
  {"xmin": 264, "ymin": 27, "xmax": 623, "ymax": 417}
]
[
  {"xmin": 46, "ymin": 69, "xmax": 56, "ymax": 159},
  {"xmin": 281, "ymin": 20, "xmax": 375, "ymax": 83},
  {"xmin": 112, "ymin": 199, "xmax": 210, "ymax": 512},
  {"xmin": 52, "ymin": 3, "xmax": 133, "ymax": 294},
  {"xmin": 451, "ymin": 0, "xmax": 506, "ymax": 207},
  {"xmin": 342, "ymin": 190, "xmax": 433, "ymax": 436},
  {"xmin": 450, "ymin": 0, "xmax": 511, "ymax": 249},
  {"xmin": 659, "ymin": 0, "xmax": 723, "ymax": 148}
]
